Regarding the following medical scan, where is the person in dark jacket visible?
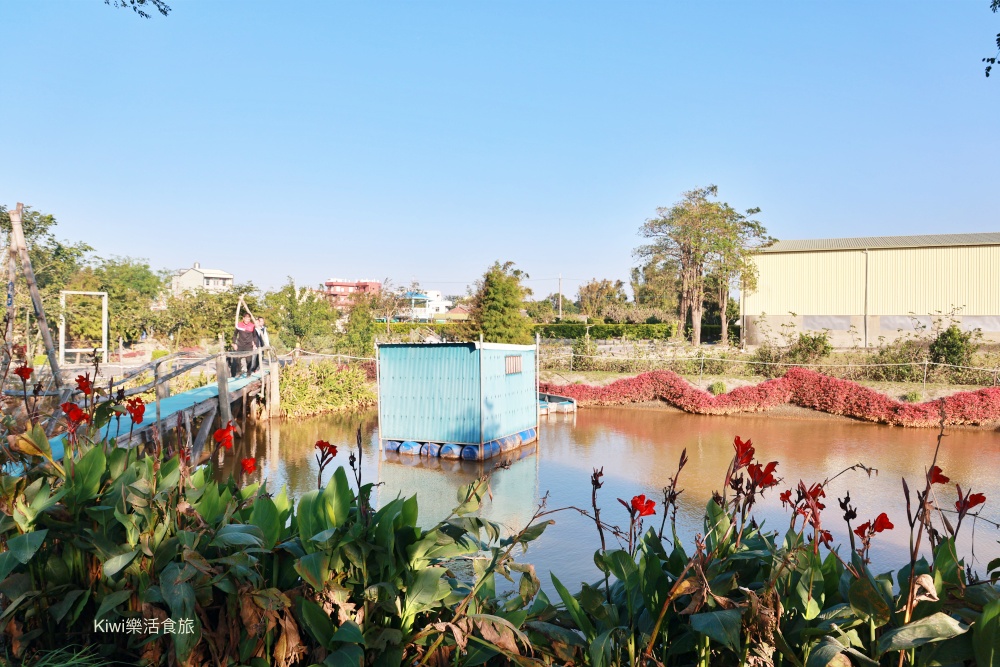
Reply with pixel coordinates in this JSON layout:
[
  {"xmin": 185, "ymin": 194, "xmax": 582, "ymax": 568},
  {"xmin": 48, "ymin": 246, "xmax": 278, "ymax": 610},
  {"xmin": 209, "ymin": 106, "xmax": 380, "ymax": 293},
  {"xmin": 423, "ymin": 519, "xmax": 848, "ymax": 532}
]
[{"xmin": 231, "ymin": 312, "xmax": 258, "ymax": 377}]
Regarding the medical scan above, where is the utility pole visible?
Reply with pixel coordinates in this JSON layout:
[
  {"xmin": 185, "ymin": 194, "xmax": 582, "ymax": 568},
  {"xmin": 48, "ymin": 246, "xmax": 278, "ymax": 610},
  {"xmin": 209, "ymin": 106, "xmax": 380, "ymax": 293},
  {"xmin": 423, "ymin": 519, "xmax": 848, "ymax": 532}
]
[{"xmin": 558, "ymin": 273, "xmax": 562, "ymax": 320}]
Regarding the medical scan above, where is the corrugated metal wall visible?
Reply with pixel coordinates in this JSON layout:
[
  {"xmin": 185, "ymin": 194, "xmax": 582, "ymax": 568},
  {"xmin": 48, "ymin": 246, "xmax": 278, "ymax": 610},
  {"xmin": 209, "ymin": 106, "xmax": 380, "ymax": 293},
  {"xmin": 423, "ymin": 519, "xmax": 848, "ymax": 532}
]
[
  {"xmin": 744, "ymin": 246, "xmax": 1000, "ymax": 316},
  {"xmin": 743, "ymin": 251, "xmax": 866, "ymax": 316},
  {"xmin": 378, "ymin": 344, "xmax": 481, "ymax": 444},
  {"xmin": 867, "ymin": 247, "xmax": 1000, "ymax": 314},
  {"xmin": 480, "ymin": 348, "xmax": 537, "ymax": 442}
]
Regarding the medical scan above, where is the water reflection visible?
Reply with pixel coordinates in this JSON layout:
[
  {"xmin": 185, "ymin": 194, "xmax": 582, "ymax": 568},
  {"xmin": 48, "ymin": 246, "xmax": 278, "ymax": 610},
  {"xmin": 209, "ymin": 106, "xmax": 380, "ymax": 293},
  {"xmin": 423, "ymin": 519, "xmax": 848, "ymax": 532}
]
[{"xmin": 219, "ymin": 407, "xmax": 1000, "ymax": 590}]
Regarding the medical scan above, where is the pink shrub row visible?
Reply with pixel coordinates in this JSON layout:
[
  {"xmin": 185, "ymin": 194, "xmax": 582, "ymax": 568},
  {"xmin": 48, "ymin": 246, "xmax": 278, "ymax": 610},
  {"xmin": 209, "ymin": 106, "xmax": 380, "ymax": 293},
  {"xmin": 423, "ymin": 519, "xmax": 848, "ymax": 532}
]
[{"xmin": 540, "ymin": 368, "xmax": 1000, "ymax": 427}]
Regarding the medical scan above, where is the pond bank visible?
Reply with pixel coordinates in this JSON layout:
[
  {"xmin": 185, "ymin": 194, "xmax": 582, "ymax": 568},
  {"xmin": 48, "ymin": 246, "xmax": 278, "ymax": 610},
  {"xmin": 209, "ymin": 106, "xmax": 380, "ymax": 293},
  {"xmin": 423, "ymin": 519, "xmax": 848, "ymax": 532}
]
[{"xmin": 539, "ymin": 368, "xmax": 1000, "ymax": 428}]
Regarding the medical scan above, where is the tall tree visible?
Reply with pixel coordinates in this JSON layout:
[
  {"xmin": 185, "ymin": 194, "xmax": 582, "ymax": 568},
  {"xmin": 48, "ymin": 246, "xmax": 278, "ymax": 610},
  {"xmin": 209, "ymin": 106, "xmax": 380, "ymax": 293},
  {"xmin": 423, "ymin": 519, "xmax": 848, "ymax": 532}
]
[
  {"xmin": 704, "ymin": 205, "xmax": 771, "ymax": 346},
  {"xmin": 465, "ymin": 261, "xmax": 533, "ymax": 344},
  {"xmin": 637, "ymin": 186, "xmax": 769, "ymax": 345},
  {"xmin": 576, "ymin": 279, "xmax": 627, "ymax": 317},
  {"xmin": 341, "ymin": 294, "xmax": 378, "ymax": 358}
]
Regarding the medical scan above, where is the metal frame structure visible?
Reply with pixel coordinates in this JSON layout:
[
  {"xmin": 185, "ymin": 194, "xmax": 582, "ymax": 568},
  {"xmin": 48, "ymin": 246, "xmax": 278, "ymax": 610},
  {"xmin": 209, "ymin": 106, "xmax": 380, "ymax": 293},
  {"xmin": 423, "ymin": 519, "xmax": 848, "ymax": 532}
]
[{"xmin": 59, "ymin": 290, "xmax": 108, "ymax": 365}]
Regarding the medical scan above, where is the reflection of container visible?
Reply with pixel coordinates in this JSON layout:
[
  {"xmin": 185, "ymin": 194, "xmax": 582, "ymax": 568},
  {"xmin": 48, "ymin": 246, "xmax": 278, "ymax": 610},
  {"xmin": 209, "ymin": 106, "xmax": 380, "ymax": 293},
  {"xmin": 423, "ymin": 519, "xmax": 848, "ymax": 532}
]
[
  {"xmin": 378, "ymin": 445, "xmax": 539, "ymax": 531},
  {"xmin": 377, "ymin": 342, "xmax": 539, "ymax": 461}
]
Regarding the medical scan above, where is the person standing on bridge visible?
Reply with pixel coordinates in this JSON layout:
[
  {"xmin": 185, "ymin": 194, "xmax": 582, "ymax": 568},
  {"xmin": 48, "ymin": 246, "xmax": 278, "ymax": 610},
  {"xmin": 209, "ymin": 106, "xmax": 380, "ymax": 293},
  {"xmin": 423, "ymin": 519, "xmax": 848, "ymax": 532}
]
[
  {"xmin": 231, "ymin": 312, "xmax": 258, "ymax": 377},
  {"xmin": 248, "ymin": 316, "xmax": 270, "ymax": 374}
]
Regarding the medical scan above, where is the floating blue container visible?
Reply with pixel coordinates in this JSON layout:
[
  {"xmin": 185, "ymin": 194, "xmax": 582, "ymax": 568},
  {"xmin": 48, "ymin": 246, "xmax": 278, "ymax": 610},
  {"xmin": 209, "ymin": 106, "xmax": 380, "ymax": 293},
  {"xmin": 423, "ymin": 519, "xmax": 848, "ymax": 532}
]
[
  {"xmin": 378, "ymin": 342, "xmax": 538, "ymax": 460},
  {"xmin": 440, "ymin": 443, "xmax": 463, "ymax": 460},
  {"xmin": 420, "ymin": 443, "xmax": 442, "ymax": 458},
  {"xmin": 384, "ymin": 440, "xmax": 402, "ymax": 453},
  {"xmin": 398, "ymin": 441, "xmax": 422, "ymax": 456}
]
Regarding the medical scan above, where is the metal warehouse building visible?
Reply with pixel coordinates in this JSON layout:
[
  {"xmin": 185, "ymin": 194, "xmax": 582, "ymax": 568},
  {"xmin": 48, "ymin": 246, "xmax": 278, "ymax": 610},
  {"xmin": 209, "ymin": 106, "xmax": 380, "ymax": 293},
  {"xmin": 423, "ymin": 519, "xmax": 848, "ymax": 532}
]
[{"xmin": 741, "ymin": 232, "xmax": 1000, "ymax": 348}]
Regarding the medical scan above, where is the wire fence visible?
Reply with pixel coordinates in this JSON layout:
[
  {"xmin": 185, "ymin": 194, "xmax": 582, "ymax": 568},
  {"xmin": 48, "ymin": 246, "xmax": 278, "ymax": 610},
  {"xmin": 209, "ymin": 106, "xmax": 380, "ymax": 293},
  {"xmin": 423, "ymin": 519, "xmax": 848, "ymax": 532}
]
[{"xmin": 538, "ymin": 347, "xmax": 1000, "ymax": 390}]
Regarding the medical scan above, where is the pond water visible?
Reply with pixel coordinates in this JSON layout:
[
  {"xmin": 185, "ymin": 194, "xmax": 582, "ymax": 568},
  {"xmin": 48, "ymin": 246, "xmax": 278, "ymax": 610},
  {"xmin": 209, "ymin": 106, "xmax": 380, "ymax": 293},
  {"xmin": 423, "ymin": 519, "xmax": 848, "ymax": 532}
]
[{"xmin": 221, "ymin": 407, "xmax": 1000, "ymax": 589}]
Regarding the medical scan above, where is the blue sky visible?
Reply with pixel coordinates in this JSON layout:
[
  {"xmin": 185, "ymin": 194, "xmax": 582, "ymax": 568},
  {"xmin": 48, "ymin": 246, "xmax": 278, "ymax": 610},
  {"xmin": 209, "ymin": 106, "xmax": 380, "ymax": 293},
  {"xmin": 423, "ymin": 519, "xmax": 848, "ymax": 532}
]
[{"xmin": 2, "ymin": 1, "xmax": 997, "ymax": 299}]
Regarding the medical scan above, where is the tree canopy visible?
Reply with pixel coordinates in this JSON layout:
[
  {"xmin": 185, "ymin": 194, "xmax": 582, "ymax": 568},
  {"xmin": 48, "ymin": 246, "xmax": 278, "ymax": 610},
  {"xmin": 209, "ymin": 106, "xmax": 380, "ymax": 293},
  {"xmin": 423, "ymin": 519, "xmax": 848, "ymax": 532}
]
[
  {"xmin": 576, "ymin": 279, "xmax": 627, "ymax": 318},
  {"xmin": 464, "ymin": 261, "xmax": 534, "ymax": 345},
  {"xmin": 636, "ymin": 186, "xmax": 771, "ymax": 344}
]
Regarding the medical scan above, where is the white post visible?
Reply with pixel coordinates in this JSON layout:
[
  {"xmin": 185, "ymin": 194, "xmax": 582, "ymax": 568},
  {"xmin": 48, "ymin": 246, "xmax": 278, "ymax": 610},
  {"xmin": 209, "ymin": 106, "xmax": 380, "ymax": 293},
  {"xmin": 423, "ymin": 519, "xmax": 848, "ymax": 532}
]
[{"xmin": 59, "ymin": 291, "xmax": 66, "ymax": 367}]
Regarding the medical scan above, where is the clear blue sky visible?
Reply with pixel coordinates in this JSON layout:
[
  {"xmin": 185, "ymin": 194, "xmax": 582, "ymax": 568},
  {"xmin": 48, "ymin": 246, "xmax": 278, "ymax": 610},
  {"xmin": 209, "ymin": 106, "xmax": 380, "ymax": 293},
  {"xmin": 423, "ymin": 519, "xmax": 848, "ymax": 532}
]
[{"xmin": 2, "ymin": 1, "xmax": 997, "ymax": 299}]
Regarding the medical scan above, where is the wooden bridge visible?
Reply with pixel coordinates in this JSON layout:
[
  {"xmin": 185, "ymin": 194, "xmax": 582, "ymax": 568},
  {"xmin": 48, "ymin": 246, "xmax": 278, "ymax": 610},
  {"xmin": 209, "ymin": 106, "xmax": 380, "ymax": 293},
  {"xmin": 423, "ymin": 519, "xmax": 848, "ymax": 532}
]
[{"xmin": 35, "ymin": 346, "xmax": 281, "ymax": 464}]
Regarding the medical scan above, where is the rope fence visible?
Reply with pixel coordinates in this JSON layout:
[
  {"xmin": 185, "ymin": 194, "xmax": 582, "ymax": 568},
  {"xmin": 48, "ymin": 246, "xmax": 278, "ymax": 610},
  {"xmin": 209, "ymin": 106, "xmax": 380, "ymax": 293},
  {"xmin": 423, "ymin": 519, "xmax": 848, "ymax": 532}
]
[{"xmin": 539, "ymin": 348, "xmax": 1000, "ymax": 389}]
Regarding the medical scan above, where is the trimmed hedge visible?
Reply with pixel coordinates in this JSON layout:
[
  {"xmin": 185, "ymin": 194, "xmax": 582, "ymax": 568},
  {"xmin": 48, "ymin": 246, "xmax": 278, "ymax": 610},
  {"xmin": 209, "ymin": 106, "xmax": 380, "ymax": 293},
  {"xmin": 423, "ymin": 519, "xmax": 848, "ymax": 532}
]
[
  {"xmin": 535, "ymin": 322, "xmax": 677, "ymax": 340},
  {"xmin": 385, "ymin": 321, "xmax": 679, "ymax": 341},
  {"xmin": 540, "ymin": 367, "xmax": 1000, "ymax": 427}
]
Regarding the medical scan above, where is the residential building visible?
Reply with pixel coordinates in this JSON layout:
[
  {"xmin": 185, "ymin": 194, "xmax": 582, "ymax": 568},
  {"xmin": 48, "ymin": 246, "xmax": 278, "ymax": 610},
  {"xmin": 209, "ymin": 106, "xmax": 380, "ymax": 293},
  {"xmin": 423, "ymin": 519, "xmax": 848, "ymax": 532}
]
[
  {"xmin": 400, "ymin": 290, "xmax": 453, "ymax": 322},
  {"xmin": 442, "ymin": 305, "xmax": 472, "ymax": 321},
  {"xmin": 741, "ymin": 232, "xmax": 1000, "ymax": 347},
  {"xmin": 171, "ymin": 262, "xmax": 234, "ymax": 296},
  {"xmin": 322, "ymin": 278, "xmax": 382, "ymax": 310}
]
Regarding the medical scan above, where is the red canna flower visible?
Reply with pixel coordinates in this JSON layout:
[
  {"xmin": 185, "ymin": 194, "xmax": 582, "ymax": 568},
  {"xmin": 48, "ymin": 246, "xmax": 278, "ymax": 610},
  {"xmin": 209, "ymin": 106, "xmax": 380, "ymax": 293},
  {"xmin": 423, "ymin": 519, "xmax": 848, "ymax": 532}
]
[
  {"xmin": 779, "ymin": 489, "xmax": 793, "ymax": 507},
  {"xmin": 630, "ymin": 494, "xmax": 656, "ymax": 517},
  {"xmin": 804, "ymin": 483, "xmax": 826, "ymax": 510},
  {"xmin": 125, "ymin": 397, "xmax": 145, "ymax": 424},
  {"xmin": 241, "ymin": 458, "xmax": 256, "ymax": 474},
  {"xmin": 817, "ymin": 530, "xmax": 834, "ymax": 547},
  {"xmin": 733, "ymin": 436, "xmax": 754, "ymax": 470},
  {"xmin": 75, "ymin": 374, "xmax": 93, "ymax": 396},
  {"xmin": 315, "ymin": 440, "xmax": 337, "ymax": 457},
  {"xmin": 13, "ymin": 365, "xmax": 33, "ymax": 382},
  {"xmin": 955, "ymin": 485, "xmax": 986, "ymax": 516},
  {"xmin": 872, "ymin": 512, "xmax": 894, "ymax": 532},
  {"xmin": 213, "ymin": 422, "xmax": 235, "ymax": 449},
  {"xmin": 929, "ymin": 466, "xmax": 950, "ymax": 485},
  {"xmin": 747, "ymin": 461, "xmax": 780, "ymax": 489},
  {"xmin": 853, "ymin": 521, "xmax": 871, "ymax": 540}
]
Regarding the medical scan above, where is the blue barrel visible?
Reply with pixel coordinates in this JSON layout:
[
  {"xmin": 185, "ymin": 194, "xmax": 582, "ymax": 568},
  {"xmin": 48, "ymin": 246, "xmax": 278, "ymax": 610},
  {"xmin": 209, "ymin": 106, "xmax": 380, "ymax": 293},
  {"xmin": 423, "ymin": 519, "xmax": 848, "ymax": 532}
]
[
  {"xmin": 398, "ymin": 441, "xmax": 421, "ymax": 456},
  {"xmin": 461, "ymin": 445, "xmax": 484, "ymax": 461},
  {"xmin": 420, "ymin": 443, "xmax": 442, "ymax": 458},
  {"xmin": 440, "ymin": 444, "xmax": 463, "ymax": 460},
  {"xmin": 486, "ymin": 441, "xmax": 501, "ymax": 458},
  {"xmin": 499, "ymin": 435, "xmax": 520, "ymax": 452},
  {"xmin": 384, "ymin": 440, "xmax": 401, "ymax": 452}
]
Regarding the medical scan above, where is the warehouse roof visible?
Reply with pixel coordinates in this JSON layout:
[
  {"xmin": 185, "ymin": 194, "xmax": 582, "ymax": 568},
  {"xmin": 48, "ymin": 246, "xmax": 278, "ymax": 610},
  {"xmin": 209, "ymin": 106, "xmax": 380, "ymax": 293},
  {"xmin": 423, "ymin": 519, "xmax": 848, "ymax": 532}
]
[{"xmin": 760, "ymin": 232, "xmax": 1000, "ymax": 253}]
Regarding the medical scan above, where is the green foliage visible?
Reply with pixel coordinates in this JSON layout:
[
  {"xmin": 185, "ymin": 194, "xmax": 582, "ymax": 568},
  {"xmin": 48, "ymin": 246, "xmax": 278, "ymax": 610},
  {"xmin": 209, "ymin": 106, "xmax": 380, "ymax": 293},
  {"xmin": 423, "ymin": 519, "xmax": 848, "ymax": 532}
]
[
  {"xmin": 340, "ymin": 294, "xmax": 379, "ymax": 358},
  {"xmin": 465, "ymin": 261, "xmax": 534, "ymax": 345},
  {"xmin": 902, "ymin": 390, "xmax": 922, "ymax": 402},
  {"xmin": 158, "ymin": 282, "xmax": 260, "ymax": 347},
  {"xmin": 150, "ymin": 349, "xmax": 169, "ymax": 361},
  {"xmin": 929, "ymin": 324, "xmax": 978, "ymax": 368},
  {"xmin": 708, "ymin": 380, "xmax": 727, "ymax": 395},
  {"xmin": 278, "ymin": 360, "xmax": 375, "ymax": 418},
  {"xmin": 576, "ymin": 278, "xmax": 627, "ymax": 317},
  {"xmin": 536, "ymin": 322, "xmax": 677, "ymax": 340},
  {"xmin": 263, "ymin": 278, "xmax": 339, "ymax": 351}
]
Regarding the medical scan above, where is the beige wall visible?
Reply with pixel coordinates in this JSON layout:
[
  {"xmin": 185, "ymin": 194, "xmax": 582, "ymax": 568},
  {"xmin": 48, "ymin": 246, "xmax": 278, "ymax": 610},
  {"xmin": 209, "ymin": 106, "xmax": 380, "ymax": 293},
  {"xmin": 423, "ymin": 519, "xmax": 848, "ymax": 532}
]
[{"xmin": 742, "ymin": 245, "xmax": 1000, "ymax": 346}]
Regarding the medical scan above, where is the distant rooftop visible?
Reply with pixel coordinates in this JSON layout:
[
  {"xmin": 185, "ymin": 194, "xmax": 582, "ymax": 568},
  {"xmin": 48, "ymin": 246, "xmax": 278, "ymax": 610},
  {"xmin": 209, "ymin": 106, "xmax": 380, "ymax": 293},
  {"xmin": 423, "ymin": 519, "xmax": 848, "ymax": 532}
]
[
  {"xmin": 760, "ymin": 232, "xmax": 1000, "ymax": 253},
  {"xmin": 176, "ymin": 262, "xmax": 232, "ymax": 278}
]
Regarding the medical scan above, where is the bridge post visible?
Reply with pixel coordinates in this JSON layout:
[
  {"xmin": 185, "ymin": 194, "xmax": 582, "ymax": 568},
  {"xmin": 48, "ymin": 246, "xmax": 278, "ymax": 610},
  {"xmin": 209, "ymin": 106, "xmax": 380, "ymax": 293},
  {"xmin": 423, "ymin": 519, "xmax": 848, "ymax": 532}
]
[
  {"xmin": 216, "ymin": 334, "xmax": 232, "ymax": 427},
  {"xmin": 267, "ymin": 355, "xmax": 280, "ymax": 419}
]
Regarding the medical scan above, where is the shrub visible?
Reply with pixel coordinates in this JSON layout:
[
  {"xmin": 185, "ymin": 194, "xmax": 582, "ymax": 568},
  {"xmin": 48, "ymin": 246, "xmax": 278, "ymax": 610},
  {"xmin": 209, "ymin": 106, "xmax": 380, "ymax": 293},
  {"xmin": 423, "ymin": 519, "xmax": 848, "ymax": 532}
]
[
  {"xmin": 536, "ymin": 322, "xmax": 677, "ymax": 340},
  {"xmin": 785, "ymin": 331, "xmax": 832, "ymax": 364},
  {"xmin": 150, "ymin": 349, "xmax": 169, "ymax": 361},
  {"xmin": 707, "ymin": 380, "xmax": 727, "ymax": 395},
  {"xmin": 278, "ymin": 359, "xmax": 376, "ymax": 418},
  {"xmin": 902, "ymin": 390, "xmax": 921, "ymax": 402},
  {"xmin": 929, "ymin": 324, "xmax": 978, "ymax": 368},
  {"xmin": 864, "ymin": 336, "xmax": 926, "ymax": 382},
  {"xmin": 540, "ymin": 368, "xmax": 1000, "ymax": 427}
]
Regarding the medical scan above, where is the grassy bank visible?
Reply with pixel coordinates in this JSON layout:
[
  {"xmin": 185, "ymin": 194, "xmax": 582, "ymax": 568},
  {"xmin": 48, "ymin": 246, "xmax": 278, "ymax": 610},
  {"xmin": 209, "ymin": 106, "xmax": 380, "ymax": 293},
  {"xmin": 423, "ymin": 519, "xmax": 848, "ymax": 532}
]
[{"xmin": 278, "ymin": 359, "xmax": 376, "ymax": 419}]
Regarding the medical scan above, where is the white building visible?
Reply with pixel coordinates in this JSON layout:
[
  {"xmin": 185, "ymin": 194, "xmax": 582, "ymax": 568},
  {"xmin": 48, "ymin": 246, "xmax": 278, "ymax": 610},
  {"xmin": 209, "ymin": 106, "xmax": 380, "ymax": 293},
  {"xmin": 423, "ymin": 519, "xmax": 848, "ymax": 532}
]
[
  {"xmin": 402, "ymin": 290, "xmax": 453, "ymax": 321},
  {"xmin": 171, "ymin": 262, "xmax": 234, "ymax": 296}
]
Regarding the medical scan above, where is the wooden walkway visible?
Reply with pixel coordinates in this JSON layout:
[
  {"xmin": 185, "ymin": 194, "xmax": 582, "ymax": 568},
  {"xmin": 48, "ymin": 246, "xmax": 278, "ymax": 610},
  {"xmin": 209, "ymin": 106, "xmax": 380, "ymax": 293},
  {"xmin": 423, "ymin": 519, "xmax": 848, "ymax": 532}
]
[{"xmin": 48, "ymin": 365, "xmax": 274, "ymax": 462}]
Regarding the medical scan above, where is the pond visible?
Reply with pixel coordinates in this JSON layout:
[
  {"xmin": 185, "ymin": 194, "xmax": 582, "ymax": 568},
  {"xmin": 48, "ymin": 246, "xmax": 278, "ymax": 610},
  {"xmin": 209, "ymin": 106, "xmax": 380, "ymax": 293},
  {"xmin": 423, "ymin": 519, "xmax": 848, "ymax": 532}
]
[{"xmin": 221, "ymin": 407, "xmax": 1000, "ymax": 588}]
